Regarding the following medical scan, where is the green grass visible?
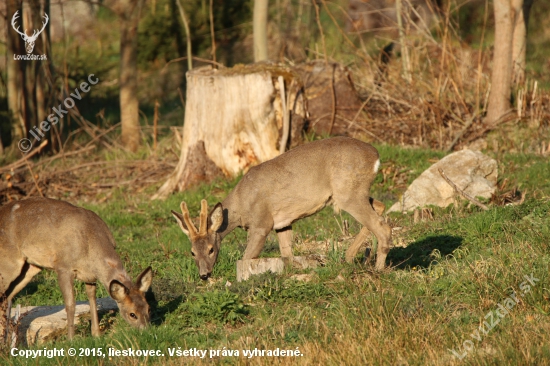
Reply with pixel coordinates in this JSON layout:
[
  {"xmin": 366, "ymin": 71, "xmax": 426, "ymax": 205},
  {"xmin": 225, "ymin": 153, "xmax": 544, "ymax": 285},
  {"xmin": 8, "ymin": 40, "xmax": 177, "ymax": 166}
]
[{"xmin": 2, "ymin": 145, "xmax": 550, "ymax": 365}]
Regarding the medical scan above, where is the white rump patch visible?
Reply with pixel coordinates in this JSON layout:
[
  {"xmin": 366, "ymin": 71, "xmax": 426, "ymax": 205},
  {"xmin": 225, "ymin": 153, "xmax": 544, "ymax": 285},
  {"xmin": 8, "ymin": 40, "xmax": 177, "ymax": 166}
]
[
  {"xmin": 11, "ymin": 204, "xmax": 20, "ymax": 212},
  {"xmin": 373, "ymin": 159, "xmax": 380, "ymax": 173}
]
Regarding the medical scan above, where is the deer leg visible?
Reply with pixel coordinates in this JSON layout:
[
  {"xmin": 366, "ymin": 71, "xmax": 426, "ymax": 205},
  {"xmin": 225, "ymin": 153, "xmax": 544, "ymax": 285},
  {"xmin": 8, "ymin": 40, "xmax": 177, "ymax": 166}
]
[
  {"xmin": 373, "ymin": 221, "xmax": 391, "ymax": 271},
  {"xmin": 57, "ymin": 270, "xmax": 76, "ymax": 340},
  {"xmin": 343, "ymin": 199, "xmax": 391, "ymax": 271},
  {"xmin": 0, "ymin": 259, "xmax": 27, "ymax": 302},
  {"xmin": 276, "ymin": 226, "xmax": 294, "ymax": 258},
  {"xmin": 2, "ymin": 263, "xmax": 41, "ymax": 340},
  {"xmin": 345, "ymin": 227, "xmax": 371, "ymax": 263},
  {"xmin": 0, "ymin": 259, "xmax": 25, "ymax": 344},
  {"xmin": 85, "ymin": 283, "xmax": 100, "ymax": 337},
  {"xmin": 243, "ymin": 228, "xmax": 270, "ymax": 259},
  {"xmin": 345, "ymin": 198, "xmax": 386, "ymax": 262}
]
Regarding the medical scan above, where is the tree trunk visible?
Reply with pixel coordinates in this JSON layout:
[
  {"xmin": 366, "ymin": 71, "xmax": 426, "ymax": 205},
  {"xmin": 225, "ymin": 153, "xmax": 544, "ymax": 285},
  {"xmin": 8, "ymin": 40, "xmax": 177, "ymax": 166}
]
[
  {"xmin": 36, "ymin": 0, "xmax": 50, "ymax": 132},
  {"xmin": 23, "ymin": 0, "xmax": 38, "ymax": 141},
  {"xmin": 119, "ymin": 0, "xmax": 143, "ymax": 152},
  {"xmin": 253, "ymin": 0, "xmax": 269, "ymax": 62},
  {"xmin": 152, "ymin": 65, "xmax": 305, "ymax": 200},
  {"xmin": 41, "ymin": 0, "xmax": 57, "ymax": 152},
  {"xmin": 511, "ymin": 0, "xmax": 534, "ymax": 86},
  {"xmin": 6, "ymin": 0, "xmax": 51, "ymax": 151},
  {"xmin": 7, "ymin": 0, "xmax": 25, "ymax": 141},
  {"xmin": 485, "ymin": 0, "xmax": 515, "ymax": 124},
  {"xmin": 20, "ymin": 0, "xmax": 45, "ymax": 148},
  {"xmin": 175, "ymin": 0, "xmax": 192, "ymax": 70}
]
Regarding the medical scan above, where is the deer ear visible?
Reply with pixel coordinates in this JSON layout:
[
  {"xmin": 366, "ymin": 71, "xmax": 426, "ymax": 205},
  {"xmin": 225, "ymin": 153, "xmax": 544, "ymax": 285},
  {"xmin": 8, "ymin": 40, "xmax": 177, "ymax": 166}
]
[
  {"xmin": 209, "ymin": 203, "xmax": 224, "ymax": 232},
  {"xmin": 171, "ymin": 210, "xmax": 190, "ymax": 236},
  {"xmin": 109, "ymin": 280, "xmax": 129, "ymax": 302},
  {"xmin": 136, "ymin": 266, "xmax": 153, "ymax": 293}
]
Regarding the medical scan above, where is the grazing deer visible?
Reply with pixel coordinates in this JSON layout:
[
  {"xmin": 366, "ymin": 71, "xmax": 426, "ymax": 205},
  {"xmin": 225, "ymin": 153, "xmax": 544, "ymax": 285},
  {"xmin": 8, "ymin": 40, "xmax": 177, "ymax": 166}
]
[
  {"xmin": 172, "ymin": 137, "xmax": 391, "ymax": 280},
  {"xmin": 0, "ymin": 197, "xmax": 153, "ymax": 340}
]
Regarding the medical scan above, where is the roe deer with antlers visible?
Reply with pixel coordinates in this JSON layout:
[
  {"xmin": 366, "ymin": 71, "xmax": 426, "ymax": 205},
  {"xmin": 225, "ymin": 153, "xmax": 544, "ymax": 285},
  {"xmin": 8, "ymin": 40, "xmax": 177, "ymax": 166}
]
[
  {"xmin": 0, "ymin": 197, "xmax": 153, "ymax": 340},
  {"xmin": 172, "ymin": 137, "xmax": 391, "ymax": 280}
]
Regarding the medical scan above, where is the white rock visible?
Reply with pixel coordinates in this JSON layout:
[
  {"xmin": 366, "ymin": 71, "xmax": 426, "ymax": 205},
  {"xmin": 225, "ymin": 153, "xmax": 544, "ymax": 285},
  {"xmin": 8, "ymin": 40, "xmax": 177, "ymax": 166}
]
[
  {"xmin": 6, "ymin": 298, "xmax": 117, "ymax": 346},
  {"xmin": 388, "ymin": 149, "xmax": 497, "ymax": 213}
]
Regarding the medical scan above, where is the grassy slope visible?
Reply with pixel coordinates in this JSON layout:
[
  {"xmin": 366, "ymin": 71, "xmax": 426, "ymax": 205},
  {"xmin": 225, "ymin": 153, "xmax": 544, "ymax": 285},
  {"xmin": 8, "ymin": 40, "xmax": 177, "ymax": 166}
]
[{"xmin": 2, "ymin": 144, "xmax": 549, "ymax": 365}]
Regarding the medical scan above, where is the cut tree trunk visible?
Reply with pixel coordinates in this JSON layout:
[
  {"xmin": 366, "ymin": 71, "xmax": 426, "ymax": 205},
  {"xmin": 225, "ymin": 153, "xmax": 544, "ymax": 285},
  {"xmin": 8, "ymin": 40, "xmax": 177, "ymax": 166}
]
[{"xmin": 152, "ymin": 64, "xmax": 306, "ymax": 199}]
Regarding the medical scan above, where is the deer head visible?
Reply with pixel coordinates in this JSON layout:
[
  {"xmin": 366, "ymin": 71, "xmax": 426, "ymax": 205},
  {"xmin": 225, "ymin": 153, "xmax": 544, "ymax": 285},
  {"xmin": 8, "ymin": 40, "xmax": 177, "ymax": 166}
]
[
  {"xmin": 172, "ymin": 200, "xmax": 224, "ymax": 280},
  {"xmin": 11, "ymin": 10, "xmax": 49, "ymax": 54}
]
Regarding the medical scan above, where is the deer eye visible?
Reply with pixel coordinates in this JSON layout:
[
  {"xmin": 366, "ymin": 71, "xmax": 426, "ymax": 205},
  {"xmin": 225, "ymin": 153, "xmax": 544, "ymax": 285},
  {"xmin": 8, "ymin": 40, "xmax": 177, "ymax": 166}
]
[
  {"xmin": 191, "ymin": 251, "xmax": 195, "ymax": 257},
  {"xmin": 209, "ymin": 247, "xmax": 214, "ymax": 254},
  {"xmin": 130, "ymin": 313, "xmax": 137, "ymax": 319}
]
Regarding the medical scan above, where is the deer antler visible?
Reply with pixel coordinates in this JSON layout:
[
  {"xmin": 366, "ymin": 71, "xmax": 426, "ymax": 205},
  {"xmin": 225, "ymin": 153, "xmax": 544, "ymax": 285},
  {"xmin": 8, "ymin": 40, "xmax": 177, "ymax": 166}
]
[
  {"xmin": 11, "ymin": 11, "xmax": 48, "ymax": 41},
  {"xmin": 180, "ymin": 202, "xmax": 199, "ymax": 239},
  {"xmin": 198, "ymin": 200, "xmax": 209, "ymax": 235},
  {"xmin": 11, "ymin": 11, "xmax": 27, "ymax": 39}
]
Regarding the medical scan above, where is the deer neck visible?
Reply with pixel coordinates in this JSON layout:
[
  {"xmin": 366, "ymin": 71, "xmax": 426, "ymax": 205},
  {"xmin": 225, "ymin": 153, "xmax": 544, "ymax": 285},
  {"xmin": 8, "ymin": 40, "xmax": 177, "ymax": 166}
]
[
  {"xmin": 98, "ymin": 259, "xmax": 133, "ymax": 290},
  {"xmin": 219, "ymin": 192, "xmax": 241, "ymax": 239}
]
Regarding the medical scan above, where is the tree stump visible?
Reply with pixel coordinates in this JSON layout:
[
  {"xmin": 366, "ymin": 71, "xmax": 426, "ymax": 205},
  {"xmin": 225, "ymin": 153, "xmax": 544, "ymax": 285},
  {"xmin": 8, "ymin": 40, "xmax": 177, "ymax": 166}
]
[{"xmin": 153, "ymin": 64, "xmax": 306, "ymax": 199}]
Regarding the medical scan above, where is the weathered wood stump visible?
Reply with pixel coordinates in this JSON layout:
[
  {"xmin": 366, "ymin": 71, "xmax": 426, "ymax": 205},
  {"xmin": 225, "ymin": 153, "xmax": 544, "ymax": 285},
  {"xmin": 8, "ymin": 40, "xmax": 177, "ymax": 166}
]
[
  {"xmin": 236, "ymin": 257, "xmax": 318, "ymax": 282},
  {"xmin": 153, "ymin": 64, "xmax": 306, "ymax": 199}
]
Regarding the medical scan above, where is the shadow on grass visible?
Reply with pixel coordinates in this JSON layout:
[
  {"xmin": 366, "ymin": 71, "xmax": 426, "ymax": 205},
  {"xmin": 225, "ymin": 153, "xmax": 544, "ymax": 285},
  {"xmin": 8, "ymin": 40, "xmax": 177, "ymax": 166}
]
[
  {"xmin": 148, "ymin": 291, "xmax": 184, "ymax": 326},
  {"xmin": 387, "ymin": 235, "xmax": 463, "ymax": 269},
  {"xmin": 147, "ymin": 278, "xmax": 197, "ymax": 326}
]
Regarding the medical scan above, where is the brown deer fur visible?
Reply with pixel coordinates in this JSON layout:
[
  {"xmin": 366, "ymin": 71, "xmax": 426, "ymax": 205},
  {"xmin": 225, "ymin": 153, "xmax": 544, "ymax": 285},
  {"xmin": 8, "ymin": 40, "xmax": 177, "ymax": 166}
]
[{"xmin": 0, "ymin": 197, "xmax": 152, "ymax": 340}]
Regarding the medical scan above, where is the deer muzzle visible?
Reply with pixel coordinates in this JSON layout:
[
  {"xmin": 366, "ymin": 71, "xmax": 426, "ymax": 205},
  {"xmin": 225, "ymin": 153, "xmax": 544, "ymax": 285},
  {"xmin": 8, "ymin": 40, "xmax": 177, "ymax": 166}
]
[{"xmin": 198, "ymin": 259, "xmax": 211, "ymax": 280}]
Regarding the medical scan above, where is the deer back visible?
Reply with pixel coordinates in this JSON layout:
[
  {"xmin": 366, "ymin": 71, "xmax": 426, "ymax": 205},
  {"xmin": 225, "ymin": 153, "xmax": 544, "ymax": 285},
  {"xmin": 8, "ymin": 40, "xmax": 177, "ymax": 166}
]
[{"xmin": 0, "ymin": 197, "xmax": 124, "ymax": 284}]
